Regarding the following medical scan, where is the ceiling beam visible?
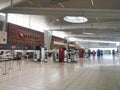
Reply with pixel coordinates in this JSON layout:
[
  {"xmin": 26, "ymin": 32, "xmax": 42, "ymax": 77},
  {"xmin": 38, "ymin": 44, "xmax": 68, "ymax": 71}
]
[
  {"xmin": 78, "ymin": 39, "xmax": 120, "ymax": 42},
  {"xmin": 1, "ymin": 7, "xmax": 120, "ymax": 18},
  {"xmin": 0, "ymin": 0, "xmax": 27, "ymax": 10},
  {"xmin": 50, "ymin": 21, "xmax": 120, "ymax": 30},
  {"xmin": 69, "ymin": 35, "xmax": 120, "ymax": 38},
  {"xmin": 75, "ymin": 37, "xmax": 120, "ymax": 42},
  {"xmin": 51, "ymin": 28, "xmax": 118, "ymax": 31}
]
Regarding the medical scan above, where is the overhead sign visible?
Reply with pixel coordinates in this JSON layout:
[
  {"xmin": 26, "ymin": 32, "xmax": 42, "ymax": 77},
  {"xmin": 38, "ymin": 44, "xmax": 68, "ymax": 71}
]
[{"xmin": 54, "ymin": 41, "xmax": 64, "ymax": 45}]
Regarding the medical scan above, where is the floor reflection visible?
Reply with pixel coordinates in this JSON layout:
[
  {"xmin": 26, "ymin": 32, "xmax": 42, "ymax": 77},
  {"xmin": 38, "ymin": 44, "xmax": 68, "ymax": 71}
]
[
  {"xmin": 0, "ymin": 54, "xmax": 120, "ymax": 90},
  {"xmin": 69, "ymin": 54, "xmax": 120, "ymax": 68},
  {"xmin": 79, "ymin": 58, "xmax": 84, "ymax": 67}
]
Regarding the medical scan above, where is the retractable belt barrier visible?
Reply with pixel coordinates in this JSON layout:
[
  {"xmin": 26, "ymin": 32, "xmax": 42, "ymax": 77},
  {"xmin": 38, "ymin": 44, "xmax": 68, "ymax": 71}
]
[{"xmin": 0, "ymin": 58, "xmax": 11, "ymax": 75}]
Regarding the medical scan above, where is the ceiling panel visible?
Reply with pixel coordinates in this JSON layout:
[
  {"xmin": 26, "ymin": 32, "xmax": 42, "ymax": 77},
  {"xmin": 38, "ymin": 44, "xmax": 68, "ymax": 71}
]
[
  {"xmin": 1, "ymin": 0, "xmax": 120, "ymax": 42},
  {"xmin": 0, "ymin": 0, "xmax": 10, "ymax": 4},
  {"xmin": 94, "ymin": 0, "xmax": 120, "ymax": 9},
  {"xmin": 15, "ymin": 0, "xmax": 120, "ymax": 9}
]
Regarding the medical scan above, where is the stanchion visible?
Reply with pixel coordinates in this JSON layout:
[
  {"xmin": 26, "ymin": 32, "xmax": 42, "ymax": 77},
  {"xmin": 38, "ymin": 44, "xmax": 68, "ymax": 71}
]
[
  {"xmin": 8, "ymin": 58, "xmax": 12, "ymax": 70},
  {"xmin": 2, "ymin": 59, "xmax": 9, "ymax": 75},
  {"xmin": 0, "ymin": 58, "xmax": 3, "ymax": 68},
  {"xmin": 18, "ymin": 59, "xmax": 22, "ymax": 71}
]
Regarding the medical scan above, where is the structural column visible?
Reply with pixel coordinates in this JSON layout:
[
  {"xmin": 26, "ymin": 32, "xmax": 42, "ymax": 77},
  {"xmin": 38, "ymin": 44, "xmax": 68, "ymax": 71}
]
[
  {"xmin": 44, "ymin": 30, "xmax": 52, "ymax": 50},
  {"xmin": 64, "ymin": 37, "xmax": 68, "ymax": 49},
  {"xmin": 0, "ymin": 13, "xmax": 8, "ymax": 44},
  {"xmin": 3, "ymin": 13, "xmax": 8, "ymax": 31}
]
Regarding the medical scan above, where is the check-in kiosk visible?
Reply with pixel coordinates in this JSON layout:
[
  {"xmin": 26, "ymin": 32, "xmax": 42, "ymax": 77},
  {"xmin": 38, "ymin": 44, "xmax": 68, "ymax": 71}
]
[
  {"xmin": 64, "ymin": 50, "xmax": 67, "ymax": 62},
  {"xmin": 41, "ymin": 47, "xmax": 45, "ymax": 62},
  {"xmin": 97, "ymin": 49, "xmax": 101, "ymax": 56},
  {"xmin": 67, "ymin": 49, "xmax": 72, "ymax": 62},
  {"xmin": 112, "ymin": 49, "xmax": 115, "ymax": 55},
  {"xmin": 33, "ymin": 50, "xmax": 40, "ymax": 61},
  {"xmin": 44, "ymin": 49, "xmax": 48, "ymax": 62},
  {"xmin": 59, "ymin": 48, "xmax": 65, "ymax": 62},
  {"xmin": 53, "ymin": 49, "xmax": 59, "ymax": 62},
  {"xmin": 79, "ymin": 48, "xmax": 84, "ymax": 57},
  {"xmin": 32, "ymin": 46, "xmax": 41, "ymax": 61},
  {"xmin": 92, "ymin": 50, "xmax": 96, "ymax": 56}
]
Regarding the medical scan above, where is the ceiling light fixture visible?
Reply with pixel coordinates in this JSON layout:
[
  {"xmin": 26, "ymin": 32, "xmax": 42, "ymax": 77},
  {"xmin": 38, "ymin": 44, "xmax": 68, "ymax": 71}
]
[
  {"xmin": 90, "ymin": 0, "xmax": 95, "ymax": 7},
  {"xmin": 27, "ymin": 1, "xmax": 34, "ymax": 5},
  {"xmin": 64, "ymin": 16, "xmax": 88, "ymax": 23},
  {"xmin": 0, "ymin": 13, "xmax": 5, "ymax": 16},
  {"xmin": 69, "ymin": 37, "xmax": 120, "ymax": 44},
  {"xmin": 58, "ymin": 2, "xmax": 65, "ymax": 8}
]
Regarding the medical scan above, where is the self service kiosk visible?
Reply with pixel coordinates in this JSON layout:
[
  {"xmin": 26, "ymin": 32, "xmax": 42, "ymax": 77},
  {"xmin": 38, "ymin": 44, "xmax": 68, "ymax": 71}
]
[
  {"xmin": 59, "ymin": 48, "xmax": 65, "ymax": 62},
  {"xmin": 79, "ymin": 48, "xmax": 84, "ymax": 57}
]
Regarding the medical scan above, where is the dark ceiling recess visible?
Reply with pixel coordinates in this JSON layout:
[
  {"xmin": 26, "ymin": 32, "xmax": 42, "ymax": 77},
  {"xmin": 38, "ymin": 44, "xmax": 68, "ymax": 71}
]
[
  {"xmin": 41, "ymin": 0, "xmax": 69, "ymax": 6},
  {"xmin": 42, "ymin": 0, "xmax": 69, "ymax": 3},
  {"xmin": 0, "ymin": 21, "xmax": 3, "ymax": 31}
]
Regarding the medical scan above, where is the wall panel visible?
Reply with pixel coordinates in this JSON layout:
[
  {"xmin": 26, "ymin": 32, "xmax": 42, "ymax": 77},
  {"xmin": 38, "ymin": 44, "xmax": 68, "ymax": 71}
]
[{"xmin": 7, "ymin": 23, "xmax": 44, "ymax": 46}]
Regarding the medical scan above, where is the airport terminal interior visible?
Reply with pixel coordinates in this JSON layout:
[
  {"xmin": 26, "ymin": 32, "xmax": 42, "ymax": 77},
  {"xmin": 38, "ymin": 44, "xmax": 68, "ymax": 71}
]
[{"xmin": 0, "ymin": 0, "xmax": 120, "ymax": 90}]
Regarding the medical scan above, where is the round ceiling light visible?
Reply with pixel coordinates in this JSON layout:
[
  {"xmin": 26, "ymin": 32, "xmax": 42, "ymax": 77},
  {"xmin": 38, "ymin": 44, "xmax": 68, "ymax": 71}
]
[{"xmin": 64, "ymin": 16, "xmax": 88, "ymax": 23}]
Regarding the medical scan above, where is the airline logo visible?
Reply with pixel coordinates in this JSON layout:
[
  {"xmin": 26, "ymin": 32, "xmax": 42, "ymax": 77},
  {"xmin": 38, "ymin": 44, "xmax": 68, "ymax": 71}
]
[{"xmin": 18, "ymin": 31, "xmax": 25, "ymax": 39}]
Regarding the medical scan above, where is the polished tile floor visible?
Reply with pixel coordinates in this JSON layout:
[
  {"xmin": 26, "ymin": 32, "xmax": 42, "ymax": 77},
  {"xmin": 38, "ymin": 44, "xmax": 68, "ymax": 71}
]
[{"xmin": 0, "ymin": 54, "xmax": 120, "ymax": 90}]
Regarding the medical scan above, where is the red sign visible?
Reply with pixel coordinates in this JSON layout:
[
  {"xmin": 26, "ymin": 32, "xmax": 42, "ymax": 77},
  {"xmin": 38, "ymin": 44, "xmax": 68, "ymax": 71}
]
[
  {"xmin": 25, "ymin": 46, "xmax": 28, "ymax": 49},
  {"xmin": 11, "ymin": 45, "xmax": 16, "ymax": 49},
  {"xmin": 0, "ymin": 44, "xmax": 4, "ymax": 49}
]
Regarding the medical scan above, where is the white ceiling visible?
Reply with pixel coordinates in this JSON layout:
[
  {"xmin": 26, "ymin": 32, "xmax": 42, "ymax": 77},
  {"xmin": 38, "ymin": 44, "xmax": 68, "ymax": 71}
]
[{"xmin": 1, "ymin": 0, "xmax": 120, "ymax": 43}]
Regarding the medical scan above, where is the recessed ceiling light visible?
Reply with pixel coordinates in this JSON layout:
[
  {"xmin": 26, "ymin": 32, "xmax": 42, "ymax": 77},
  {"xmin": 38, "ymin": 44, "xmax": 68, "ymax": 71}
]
[
  {"xmin": 64, "ymin": 16, "xmax": 88, "ymax": 23},
  {"xmin": 0, "ymin": 13, "xmax": 5, "ymax": 16},
  {"xmin": 83, "ymin": 32, "xmax": 94, "ymax": 35}
]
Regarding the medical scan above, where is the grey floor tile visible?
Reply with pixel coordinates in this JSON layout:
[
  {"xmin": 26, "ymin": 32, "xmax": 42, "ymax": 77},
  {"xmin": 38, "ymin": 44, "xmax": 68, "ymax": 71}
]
[{"xmin": 0, "ymin": 55, "xmax": 120, "ymax": 90}]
